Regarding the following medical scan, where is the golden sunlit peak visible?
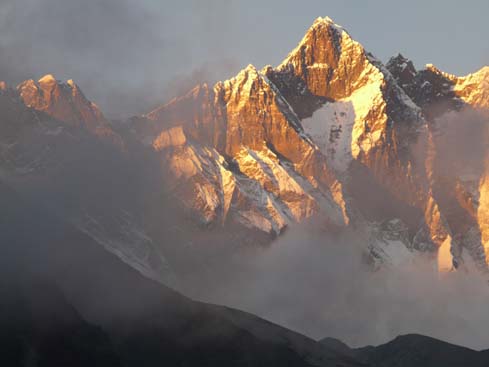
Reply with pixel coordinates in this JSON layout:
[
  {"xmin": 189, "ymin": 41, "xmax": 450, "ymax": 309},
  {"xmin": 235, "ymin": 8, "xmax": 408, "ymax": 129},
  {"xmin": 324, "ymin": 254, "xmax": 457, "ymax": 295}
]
[
  {"xmin": 312, "ymin": 16, "xmax": 343, "ymax": 30},
  {"xmin": 38, "ymin": 74, "xmax": 57, "ymax": 84},
  {"xmin": 473, "ymin": 65, "xmax": 489, "ymax": 77},
  {"xmin": 235, "ymin": 64, "xmax": 259, "ymax": 79},
  {"xmin": 425, "ymin": 63, "xmax": 451, "ymax": 78},
  {"xmin": 313, "ymin": 16, "xmax": 334, "ymax": 24},
  {"xmin": 244, "ymin": 63, "xmax": 257, "ymax": 72},
  {"xmin": 425, "ymin": 63, "xmax": 441, "ymax": 73}
]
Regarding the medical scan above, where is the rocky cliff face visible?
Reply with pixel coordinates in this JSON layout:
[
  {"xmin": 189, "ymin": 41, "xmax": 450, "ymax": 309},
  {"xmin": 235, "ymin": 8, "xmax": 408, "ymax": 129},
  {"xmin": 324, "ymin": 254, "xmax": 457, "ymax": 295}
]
[{"xmin": 134, "ymin": 57, "xmax": 350, "ymax": 236}]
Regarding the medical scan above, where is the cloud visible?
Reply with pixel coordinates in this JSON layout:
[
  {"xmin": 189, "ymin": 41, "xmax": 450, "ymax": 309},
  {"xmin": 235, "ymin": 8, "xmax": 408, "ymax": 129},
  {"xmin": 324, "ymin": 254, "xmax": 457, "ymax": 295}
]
[
  {"xmin": 1, "ymin": 0, "xmax": 487, "ymax": 118},
  {"xmin": 0, "ymin": 0, "xmax": 240, "ymax": 118},
  {"xmin": 181, "ymin": 222, "xmax": 489, "ymax": 350}
]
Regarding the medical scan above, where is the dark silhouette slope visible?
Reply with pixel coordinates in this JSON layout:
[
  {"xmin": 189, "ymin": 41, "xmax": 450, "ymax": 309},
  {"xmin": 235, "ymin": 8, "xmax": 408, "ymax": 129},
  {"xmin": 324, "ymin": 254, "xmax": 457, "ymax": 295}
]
[{"xmin": 0, "ymin": 181, "xmax": 363, "ymax": 367}]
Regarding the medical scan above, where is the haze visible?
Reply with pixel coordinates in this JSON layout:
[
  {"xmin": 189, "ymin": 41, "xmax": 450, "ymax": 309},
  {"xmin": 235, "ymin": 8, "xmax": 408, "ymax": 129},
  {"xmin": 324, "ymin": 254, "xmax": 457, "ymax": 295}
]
[{"xmin": 1, "ymin": 0, "xmax": 488, "ymax": 118}]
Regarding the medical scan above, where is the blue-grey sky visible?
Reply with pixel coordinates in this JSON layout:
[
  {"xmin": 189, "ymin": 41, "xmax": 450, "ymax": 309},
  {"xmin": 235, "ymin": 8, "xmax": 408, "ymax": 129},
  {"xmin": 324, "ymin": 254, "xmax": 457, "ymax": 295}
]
[{"xmin": 0, "ymin": 0, "xmax": 487, "ymax": 117}]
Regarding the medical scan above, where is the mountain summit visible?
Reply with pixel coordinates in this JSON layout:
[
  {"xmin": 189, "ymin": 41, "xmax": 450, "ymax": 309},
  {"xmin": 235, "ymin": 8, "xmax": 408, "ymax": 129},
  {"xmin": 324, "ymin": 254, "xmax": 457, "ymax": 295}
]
[{"xmin": 17, "ymin": 75, "xmax": 106, "ymax": 128}]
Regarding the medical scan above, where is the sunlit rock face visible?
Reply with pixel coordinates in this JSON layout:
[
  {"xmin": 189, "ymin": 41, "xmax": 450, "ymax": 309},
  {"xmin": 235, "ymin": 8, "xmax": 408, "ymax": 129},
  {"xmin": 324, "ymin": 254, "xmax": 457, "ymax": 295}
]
[
  {"xmin": 17, "ymin": 74, "xmax": 103, "ymax": 126},
  {"xmin": 136, "ymin": 16, "xmax": 425, "ymax": 238},
  {"xmin": 136, "ymin": 63, "xmax": 350, "ymax": 235},
  {"xmin": 16, "ymin": 75, "xmax": 120, "ymax": 144},
  {"xmin": 453, "ymin": 67, "xmax": 489, "ymax": 109},
  {"xmin": 265, "ymin": 17, "xmax": 430, "ymax": 231},
  {"xmin": 420, "ymin": 65, "xmax": 489, "ymax": 110},
  {"xmin": 479, "ymin": 169, "xmax": 489, "ymax": 264},
  {"xmin": 0, "ymin": 77, "xmax": 169, "ymax": 283},
  {"xmin": 263, "ymin": 26, "xmax": 433, "ymax": 264},
  {"xmin": 129, "ymin": 16, "xmax": 489, "ymax": 271}
]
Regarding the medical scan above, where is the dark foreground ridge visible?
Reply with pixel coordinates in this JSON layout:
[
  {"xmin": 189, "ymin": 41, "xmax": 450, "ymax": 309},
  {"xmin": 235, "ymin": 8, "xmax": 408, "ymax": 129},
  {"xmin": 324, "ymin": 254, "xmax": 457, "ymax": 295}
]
[{"xmin": 321, "ymin": 334, "xmax": 489, "ymax": 367}]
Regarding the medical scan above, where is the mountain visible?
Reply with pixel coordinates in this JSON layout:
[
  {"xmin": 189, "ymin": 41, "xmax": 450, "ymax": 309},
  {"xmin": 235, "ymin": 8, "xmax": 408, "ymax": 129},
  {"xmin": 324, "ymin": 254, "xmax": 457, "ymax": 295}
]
[
  {"xmin": 133, "ymin": 62, "xmax": 349, "ymax": 237},
  {"xmin": 130, "ymin": 17, "xmax": 422, "ymax": 249},
  {"xmin": 17, "ymin": 75, "xmax": 106, "ymax": 130},
  {"xmin": 1, "ymin": 14, "xmax": 489, "ymax": 365},
  {"xmin": 0, "ymin": 180, "xmax": 366, "ymax": 367},
  {"xmin": 0, "ymin": 16, "xmax": 488, "ymax": 280},
  {"xmin": 15, "ymin": 74, "xmax": 123, "ymax": 148},
  {"xmin": 0, "ymin": 78, "xmax": 176, "ymax": 285},
  {"xmin": 128, "ymin": 16, "xmax": 489, "ymax": 272},
  {"xmin": 387, "ymin": 56, "xmax": 489, "ymax": 114},
  {"xmin": 320, "ymin": 334, "xmax": 489, "ymax": 367}
]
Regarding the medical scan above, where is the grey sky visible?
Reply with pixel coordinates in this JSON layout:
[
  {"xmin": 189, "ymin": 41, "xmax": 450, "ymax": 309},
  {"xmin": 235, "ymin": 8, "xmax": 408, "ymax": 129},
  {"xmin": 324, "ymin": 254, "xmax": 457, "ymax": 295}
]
[{"xmin": 0, "ymin": 0, "xmax": 487, "ymax": 118}]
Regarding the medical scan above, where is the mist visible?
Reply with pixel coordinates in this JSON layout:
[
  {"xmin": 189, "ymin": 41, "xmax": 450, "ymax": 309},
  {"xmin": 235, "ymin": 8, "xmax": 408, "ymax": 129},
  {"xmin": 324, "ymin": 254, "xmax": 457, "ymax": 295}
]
[
  {"xmin": 180, "ymin": 222, "xmax": 489, "ymax": 350},
  {"xmin": 0, "ymin": 0, "xmax": 242, "ymax": 118},
  {"xmin": 176, "ymin": 107, "xmax": 489, "ymax": 350},
  {"xmin": 172, "ymin": 106, "xmax": 489, "ymax": 351},
  {"xmin": 1, "ymin": 0, "xmax": 488, "ymax": 120},
  {"xmin": 432, "ymin": 107, "xmax": 489, "ymax": 178}
]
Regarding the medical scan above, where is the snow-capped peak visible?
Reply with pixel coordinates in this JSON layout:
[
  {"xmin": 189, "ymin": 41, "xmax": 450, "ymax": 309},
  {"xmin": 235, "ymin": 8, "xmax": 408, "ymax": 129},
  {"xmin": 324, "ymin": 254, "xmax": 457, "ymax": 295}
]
[
  {"xmin": 277, "ymin": 16, "xmax": 349, "ymax": 71},
  {"xmin": 236, "ymin": 64, "xmax": 259, "ymax": 79}
]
